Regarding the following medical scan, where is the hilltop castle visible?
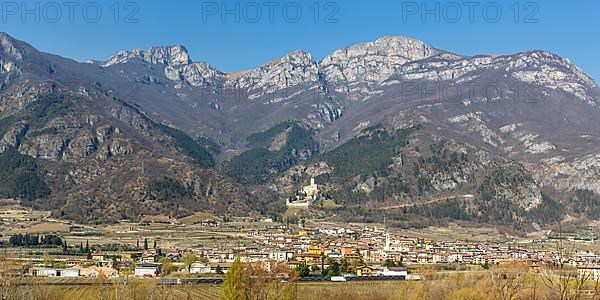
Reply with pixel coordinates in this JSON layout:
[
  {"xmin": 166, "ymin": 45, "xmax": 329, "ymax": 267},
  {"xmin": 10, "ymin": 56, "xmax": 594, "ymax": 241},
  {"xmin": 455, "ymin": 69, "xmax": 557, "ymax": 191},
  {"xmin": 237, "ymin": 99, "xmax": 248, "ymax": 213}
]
[{"xmin": 286, "ymin": 178, "xmax": 320, "ymax": 208}]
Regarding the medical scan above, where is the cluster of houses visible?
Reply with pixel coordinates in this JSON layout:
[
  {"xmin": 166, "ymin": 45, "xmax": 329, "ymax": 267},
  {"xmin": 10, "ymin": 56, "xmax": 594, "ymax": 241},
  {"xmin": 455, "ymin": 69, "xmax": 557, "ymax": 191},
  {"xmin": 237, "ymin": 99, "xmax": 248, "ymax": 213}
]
[{"xmin": 22, "ymin": 225, "xmax": 600, "ymax": 280}]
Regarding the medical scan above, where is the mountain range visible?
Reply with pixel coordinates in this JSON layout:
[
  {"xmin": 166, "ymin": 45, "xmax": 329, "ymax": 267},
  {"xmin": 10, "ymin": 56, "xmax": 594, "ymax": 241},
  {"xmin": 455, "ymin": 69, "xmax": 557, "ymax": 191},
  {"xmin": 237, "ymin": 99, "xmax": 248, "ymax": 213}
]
[{"xmin": 1, "ymin": 32, "xmax": 599, "ymax": 230}]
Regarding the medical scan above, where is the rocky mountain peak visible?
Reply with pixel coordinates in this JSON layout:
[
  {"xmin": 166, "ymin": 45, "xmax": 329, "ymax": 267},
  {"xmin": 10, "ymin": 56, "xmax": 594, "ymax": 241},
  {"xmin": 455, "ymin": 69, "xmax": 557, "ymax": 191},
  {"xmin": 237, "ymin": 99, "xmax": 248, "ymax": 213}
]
[
  {"xmin": 0, "ymin": 32, "xmax": 24, "ymax": 61},
  {"xmin": 277, "ymin": 50, "xmax": 316, "ymax": 65},
  {"xmin": 144, "ymin": 45, "xmax": 191, "ymax": 65},
  {"xmin": 228, "ymin": 50, "xmax": 321, "ymax": 95},
  {"xmin": 320, "ymin": 36, "xmax": 440, "ymax": 90},
  {"xmin": 102, "ymin": 45, "xmax": 191, "ymax": 67},
  {"xmin": 372, "ymin": 36, "xmax": 439, "ymax": 56},
  {"xmin": 505, "ymin": 50, "xmax": 598, "ymax": 102},
  {"xmin": 102, "ymin": 49, "xmax": 142, "ymax": 67},
  {"xmin": 339, "ymin": 35, "xmax": 439, "ymax": 60},
  {"xmin": 510, "ymin": 50, "xmax": 597, "ymax": 87},
  {"xmin": 101, "ymin": 44, "xmax": 226, "ymax": 88},
  {"xmin": 0, "ymin": 33, "xmax": 25, "ymax": 84}
]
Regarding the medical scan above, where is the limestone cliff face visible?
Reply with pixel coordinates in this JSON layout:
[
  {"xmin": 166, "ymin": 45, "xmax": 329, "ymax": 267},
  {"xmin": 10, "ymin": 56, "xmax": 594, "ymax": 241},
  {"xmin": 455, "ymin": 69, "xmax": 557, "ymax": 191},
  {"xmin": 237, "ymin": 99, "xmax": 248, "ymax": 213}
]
[
  {"xmin": 320, "ymin": 36, "xmax": 440, "ymax": 96},
  {"xmin": 0, "ymin": 33, "xmax": 24, "ymax": 89},
  {"xmin": 102, "ymin": 45, "xmax": 191, "ymax": 67},
  {"xmin": 0, "ymin": 122, "xmax": 27, "ymax": 152}
]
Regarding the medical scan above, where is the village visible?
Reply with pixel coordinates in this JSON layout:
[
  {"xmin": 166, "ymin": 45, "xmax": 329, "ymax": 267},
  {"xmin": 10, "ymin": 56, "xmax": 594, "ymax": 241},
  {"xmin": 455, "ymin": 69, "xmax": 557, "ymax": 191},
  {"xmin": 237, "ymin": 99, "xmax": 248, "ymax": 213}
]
[
  {"xmin": 3, "ymin": 220, "xmax": 600, "ymax": 283},
  {"xmin": 2, "ymin": 180, "xmax": 600, "ymax": 284}
]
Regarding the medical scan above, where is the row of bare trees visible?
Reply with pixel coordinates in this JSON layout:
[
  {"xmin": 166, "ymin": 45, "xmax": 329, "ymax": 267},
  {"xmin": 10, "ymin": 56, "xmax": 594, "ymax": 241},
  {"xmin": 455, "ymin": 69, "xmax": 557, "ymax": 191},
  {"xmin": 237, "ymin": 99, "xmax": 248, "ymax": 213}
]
[{"xmin": 222, "ymin": 258, "xmax": 297, "ymax": 300}]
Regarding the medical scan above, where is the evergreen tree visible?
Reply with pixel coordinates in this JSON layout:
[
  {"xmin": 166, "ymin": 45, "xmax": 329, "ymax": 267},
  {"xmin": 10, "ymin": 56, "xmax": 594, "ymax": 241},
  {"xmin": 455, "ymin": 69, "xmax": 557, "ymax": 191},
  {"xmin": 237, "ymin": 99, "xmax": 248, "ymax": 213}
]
[
  {"xmin": 216, "ymin": 265, "xmax": 224, "ymax": 275},
  {"xmin": 296, "ymin": 263, "xmax": 310, "ymax": 277},
  {"xmin": 340, "ymin": 258, "xmax": 349, "ymax": 274}
]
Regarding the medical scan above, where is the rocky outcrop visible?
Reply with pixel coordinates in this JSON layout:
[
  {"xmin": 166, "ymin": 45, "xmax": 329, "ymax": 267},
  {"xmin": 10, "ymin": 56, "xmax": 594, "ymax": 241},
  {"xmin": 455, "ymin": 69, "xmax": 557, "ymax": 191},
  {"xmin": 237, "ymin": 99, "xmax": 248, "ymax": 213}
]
[
  {"xmin": 102, "ymin": 45, "xmax": 190, "ymax": 67},
  {"xmin": 165, "ymin": 62, "xmax": 224, "ymax": 87},
  {"xmin": 0, "ymin": 121, "xmax": 28, "ymax": 152},
  {"xmin": 320, "ymin": 36, "xmax": 440, "ymax": 93},
  {"xmin": 228, "ymin": 50, "xmax": 321, "ymax": 98},
  {"xmin": 20, "ymin": 134, "xmax": 70, "ymax": 160},
  {"xmin": 0, "ymin": 59, "xmax": 19, "ymax": 74},
  {"xmin": 108, "ymin": 105, "xmax": 151, "ymax": 135},
  {"xmin": 97, "ymin": 138, "xmax": 134, "ymax": 160},
  {"xmin": 0, "ymin": 33, "xmax": 24, "ymax": 85},
  {"xmin": 95, "ymin": 125, "xmax": 113, "ymax": 143},
  {"xmin": 448, "ymin": 112, "xmax": 504, "ymax": 148},
  {"xmin": 537, "ymin": 154, "xmax": 600, "ymax": 194},
  {"xmin": 65, "ymin": 132, "xmax": 98, "ymax": 159},
  {"xmin": 0, "ymin": 32, "xmax": 24, "ymax": 60},
  {"xmin": 144, "ymin": 45, "xmax": 191, "ymax": 65}
]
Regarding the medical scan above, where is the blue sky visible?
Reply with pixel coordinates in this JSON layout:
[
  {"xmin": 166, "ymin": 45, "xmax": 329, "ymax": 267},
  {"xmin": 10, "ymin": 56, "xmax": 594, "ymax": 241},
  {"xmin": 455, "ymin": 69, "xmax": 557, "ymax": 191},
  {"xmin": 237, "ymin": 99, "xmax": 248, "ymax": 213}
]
[{"xmin": 2, "ymin": 0, "xmax": 599, "ymax": 81}]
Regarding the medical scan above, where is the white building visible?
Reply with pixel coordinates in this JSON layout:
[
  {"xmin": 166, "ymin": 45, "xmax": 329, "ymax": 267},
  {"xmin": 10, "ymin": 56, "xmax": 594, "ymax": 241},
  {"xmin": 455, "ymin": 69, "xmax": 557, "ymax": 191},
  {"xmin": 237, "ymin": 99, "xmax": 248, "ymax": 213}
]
[
  {"xmin": 190, "ymin": 262, "xmax": 211, "ymax": 274},
  {"xmin": 578, "ymin": 265, "xmax": 600, "ymax": 281},
  {"xmin": 302, "ymin": 178, "xmax": 319, "ymax": 197},
  {"xmin": 448, "ymin": 253, "xmax": 464, "ymax": 263},
  {"xmin": 268, "ymin": 251, "xmax": 294, "ymax": 262},
  {"xmin": 189, "ymin": 262, "xmax": 232, "ymax": 274},
  {"xmin": 30, "ymin": 268, "xmax": 80, "ymax": 278},
  {"xmin": 380, "ymin": 267, "xmax": 408, "ymax": 277},
  {"xmin": 134, "ymin": 263, "xmax": 160, "ymax": 277}
]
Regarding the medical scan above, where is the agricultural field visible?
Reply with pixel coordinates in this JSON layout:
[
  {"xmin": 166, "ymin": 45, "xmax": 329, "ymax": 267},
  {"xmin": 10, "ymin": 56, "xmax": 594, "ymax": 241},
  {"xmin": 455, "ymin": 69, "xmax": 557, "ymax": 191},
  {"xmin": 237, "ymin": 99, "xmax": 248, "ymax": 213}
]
[
  {"xmin": 2, "ymin": 280, "xmax": 409, "ymax": 300},
  {"xmin": 36, "ymin": 284, "xmax": 223, "ymax": 300},
  {"xmin": 0, "ymin": 201, "xmax": 274, "ymax": 250}
]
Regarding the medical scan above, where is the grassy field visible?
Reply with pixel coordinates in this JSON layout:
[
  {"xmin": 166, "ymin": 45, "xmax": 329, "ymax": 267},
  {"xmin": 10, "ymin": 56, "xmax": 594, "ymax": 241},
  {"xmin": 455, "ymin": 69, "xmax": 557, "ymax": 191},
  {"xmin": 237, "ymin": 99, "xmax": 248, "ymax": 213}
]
[
  {"xmin": 300, "ymin": 281, "xmax": 408, "ymax": 300},
  {"xmin": 1, "ymin": 281, "xmax": 408, "ymax": 300},
  {"xmin": 5, "ymin": 222, "xmax": 70, "ymax": 234},
  {"xmin": 4, "ymin": 268, "xmax": 600, "ymax": 300},
  {"xmin": 42, "ymin": 284, "xmax": 223, "ymax": 300}
]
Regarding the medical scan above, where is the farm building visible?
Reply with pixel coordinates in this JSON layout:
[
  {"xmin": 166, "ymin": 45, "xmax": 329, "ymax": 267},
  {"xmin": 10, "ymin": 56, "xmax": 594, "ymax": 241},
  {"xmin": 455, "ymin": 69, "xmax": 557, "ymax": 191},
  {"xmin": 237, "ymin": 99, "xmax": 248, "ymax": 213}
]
[
  {"xmin": 380, "ymin": 267, "xmax": 407, "ymax": 277},
  {"xmin": 29, "ymin": 267, "xmax": 80, "ymax": 278},
  {"xmin": 134, "ymin": 263, "xmax": 160, "ymax": 277},
  {"xmin": 72, "ymin": 266, "xmax": 119, "ymax": 278},
  {"xmin": 190, "ymin": 262, "xmax": 211, "ymax": 274}
]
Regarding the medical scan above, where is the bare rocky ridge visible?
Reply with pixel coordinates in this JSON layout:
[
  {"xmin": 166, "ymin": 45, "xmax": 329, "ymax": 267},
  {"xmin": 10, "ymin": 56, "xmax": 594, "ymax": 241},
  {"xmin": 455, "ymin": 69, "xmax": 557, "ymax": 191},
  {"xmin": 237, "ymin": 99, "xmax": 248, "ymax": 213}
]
[
  {"xmin": 102, "ymin": 45, "xmax": 191, "ymax": 67},
  {"xmin": 320, "ymin": 36, "xmax": 441, "ymax": 97}
]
